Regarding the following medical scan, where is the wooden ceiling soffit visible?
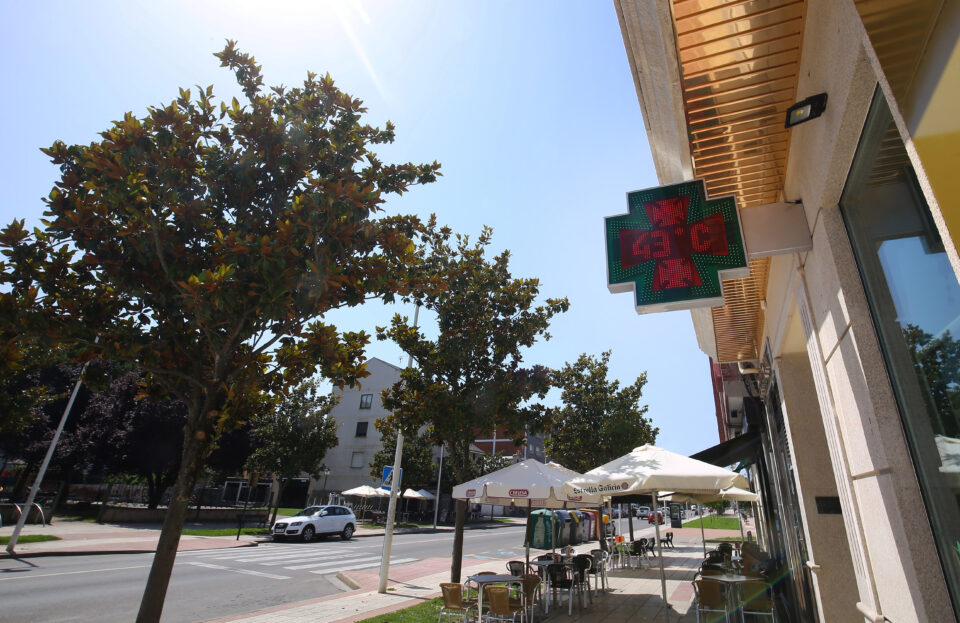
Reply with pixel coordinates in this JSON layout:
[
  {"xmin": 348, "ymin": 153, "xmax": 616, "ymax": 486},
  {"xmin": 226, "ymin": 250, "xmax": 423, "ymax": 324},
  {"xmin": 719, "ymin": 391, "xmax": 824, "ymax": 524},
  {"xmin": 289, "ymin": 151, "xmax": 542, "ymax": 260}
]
[{"xmin": 672, "ymin": 0, "xmax": 806, "ymax": 362}]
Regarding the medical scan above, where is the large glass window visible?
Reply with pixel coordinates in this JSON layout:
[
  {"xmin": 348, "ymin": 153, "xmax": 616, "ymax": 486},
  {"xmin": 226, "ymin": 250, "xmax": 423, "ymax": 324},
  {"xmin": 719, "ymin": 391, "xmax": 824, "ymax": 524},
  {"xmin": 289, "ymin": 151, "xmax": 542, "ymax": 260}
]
[{"xmin": 840, "ymin": 88, "xmax": 960, "ymax": 615}]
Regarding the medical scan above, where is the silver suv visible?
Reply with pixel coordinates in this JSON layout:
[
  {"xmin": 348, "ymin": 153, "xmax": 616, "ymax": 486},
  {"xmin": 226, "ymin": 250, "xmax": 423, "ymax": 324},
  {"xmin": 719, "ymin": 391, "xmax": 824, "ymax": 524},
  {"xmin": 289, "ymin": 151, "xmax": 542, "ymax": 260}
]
[{"xmin": 272, "ymin": 505, "xmax": 357, "ymax": 542}]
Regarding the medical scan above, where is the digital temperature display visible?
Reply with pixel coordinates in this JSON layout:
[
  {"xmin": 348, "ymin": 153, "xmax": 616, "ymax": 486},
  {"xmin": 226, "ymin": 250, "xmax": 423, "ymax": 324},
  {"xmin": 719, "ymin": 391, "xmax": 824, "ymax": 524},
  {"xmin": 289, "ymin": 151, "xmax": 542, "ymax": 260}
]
[{"xmin": 605, "ymin": 180, "xmax": 748, "ymax": 313}]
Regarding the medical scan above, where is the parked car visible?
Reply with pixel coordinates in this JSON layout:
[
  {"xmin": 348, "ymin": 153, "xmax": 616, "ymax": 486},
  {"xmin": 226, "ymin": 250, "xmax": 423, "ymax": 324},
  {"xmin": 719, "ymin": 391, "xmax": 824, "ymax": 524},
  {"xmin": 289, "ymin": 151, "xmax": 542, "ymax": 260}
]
[
  {"xmin": 636, "ymin": 506, "xmax": 651, "ymax": 518},
  {"xmin": 272, "ymin": 505, "xmax": 357, "ymax": 542},
  {"xmin": 647, "ymin": 511, "xmax": 665, "ymax": 524}
]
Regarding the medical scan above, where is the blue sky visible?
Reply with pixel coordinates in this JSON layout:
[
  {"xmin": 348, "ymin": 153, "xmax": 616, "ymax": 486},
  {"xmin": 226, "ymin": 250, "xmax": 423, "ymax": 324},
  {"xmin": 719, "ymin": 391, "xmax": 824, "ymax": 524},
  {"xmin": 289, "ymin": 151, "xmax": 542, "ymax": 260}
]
[{"xmin": 0, "ymin": 1, "xmax": 720, "ymax": 457}]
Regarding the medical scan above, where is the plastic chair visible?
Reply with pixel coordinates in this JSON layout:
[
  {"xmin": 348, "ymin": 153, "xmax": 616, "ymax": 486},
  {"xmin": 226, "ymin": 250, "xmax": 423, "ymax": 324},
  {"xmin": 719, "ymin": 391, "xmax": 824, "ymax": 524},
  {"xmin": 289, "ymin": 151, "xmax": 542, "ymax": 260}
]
[
  {"xmin": 546, "ymin": 563, "xmax": 581, "ymax": 616},
  {"xmin": 693, "ymin": 578, "xmax": 729, "ymax": 623},
  {"xmin": 508, "ymin": 573, "xmax": 541, "ymax": 623},
  {"xmin": 483, "ymin": 585, "xmax": 526, "ymax": 623},
  {"xmin": 439, "ymin": 582, "xmax": 478, "ymax": 623},
  {"xmin": 740, "ymin": 580, "xmax": 776, "ymax": 621}
]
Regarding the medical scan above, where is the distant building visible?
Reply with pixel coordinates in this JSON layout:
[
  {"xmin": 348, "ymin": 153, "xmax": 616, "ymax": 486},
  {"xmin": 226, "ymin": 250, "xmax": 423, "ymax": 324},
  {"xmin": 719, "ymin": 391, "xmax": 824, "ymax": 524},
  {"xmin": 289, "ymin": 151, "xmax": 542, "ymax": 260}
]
[{"xmin": 308, "ymin": 357, "xmax": 402, "ymax": 501}]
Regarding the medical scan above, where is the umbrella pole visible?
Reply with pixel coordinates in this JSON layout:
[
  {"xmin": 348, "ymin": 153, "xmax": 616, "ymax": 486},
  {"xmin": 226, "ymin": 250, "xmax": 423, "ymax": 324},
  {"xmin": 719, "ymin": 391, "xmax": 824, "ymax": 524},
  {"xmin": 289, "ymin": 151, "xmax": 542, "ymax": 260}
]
[
  {"xmin": 700, "ymin": 510, "xmax": 706, "ymax": 557},
  {"xmin": 653, "ymin": 490, "xmax": 668, "ymax": 623},
  {"xmin": 524, "ymin": 499, "xmax": 532, "ymax": 568},
  {"xmin": 627, "ymin": 505, "xmax": 635, "ymax": 542},
  {"xmin": 738, "ymin": 502, "xmax": 745, "ymax": 542}
]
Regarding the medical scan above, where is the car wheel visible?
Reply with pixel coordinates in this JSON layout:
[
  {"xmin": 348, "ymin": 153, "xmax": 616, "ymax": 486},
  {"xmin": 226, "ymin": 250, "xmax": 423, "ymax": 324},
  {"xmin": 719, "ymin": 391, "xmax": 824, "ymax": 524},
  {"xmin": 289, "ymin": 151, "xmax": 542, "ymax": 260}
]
[
  {"xmin": 341, "ymin": 524, "xmax": 354, "ymax": 540},
  {"xmin": 301, "ymin": 526, "xmax": 315, "ymax": 543}
]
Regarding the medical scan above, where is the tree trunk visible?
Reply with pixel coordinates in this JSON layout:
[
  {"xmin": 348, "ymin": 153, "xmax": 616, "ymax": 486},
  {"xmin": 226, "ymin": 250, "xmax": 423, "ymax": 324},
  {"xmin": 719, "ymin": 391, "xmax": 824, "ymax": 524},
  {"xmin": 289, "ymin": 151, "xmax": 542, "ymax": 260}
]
[
  {"xmin": 146, "ymin": 473, "xmax": 160, "ymax": 510},
  {"xmin": 135, "ymin": 429, "xmax": 211, "ymax": 622},
  {"xmin": 270, "ymin": 479, "xmax": 288, "ymax": 527},
  {"xmin": 450, "ymin": 498, "xmax": 466, "ymax": 583}
]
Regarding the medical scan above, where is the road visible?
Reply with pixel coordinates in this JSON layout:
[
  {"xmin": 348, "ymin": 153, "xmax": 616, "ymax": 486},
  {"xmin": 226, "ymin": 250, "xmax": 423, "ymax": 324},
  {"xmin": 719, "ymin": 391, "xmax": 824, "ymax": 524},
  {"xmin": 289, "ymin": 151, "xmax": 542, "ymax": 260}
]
[{"xmin": 0, "ymin": 523, "xmax": 572, "ymax": 622}]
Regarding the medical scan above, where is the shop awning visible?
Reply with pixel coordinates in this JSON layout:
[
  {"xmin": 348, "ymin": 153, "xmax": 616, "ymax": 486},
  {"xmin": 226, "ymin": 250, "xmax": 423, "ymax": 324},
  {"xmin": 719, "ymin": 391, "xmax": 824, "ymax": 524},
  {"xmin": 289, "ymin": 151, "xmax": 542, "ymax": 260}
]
[{"xmin": 690, "ymin": 431, "xmax": 760, "ymax": 469}]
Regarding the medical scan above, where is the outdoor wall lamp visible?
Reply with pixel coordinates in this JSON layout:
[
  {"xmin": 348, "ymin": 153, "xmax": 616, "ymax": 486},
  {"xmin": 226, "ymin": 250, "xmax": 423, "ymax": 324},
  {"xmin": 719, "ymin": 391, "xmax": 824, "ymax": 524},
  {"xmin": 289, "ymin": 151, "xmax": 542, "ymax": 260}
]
[{"xmin": 785, "ymin": 93, "xmax": 827, "ymax": 128}]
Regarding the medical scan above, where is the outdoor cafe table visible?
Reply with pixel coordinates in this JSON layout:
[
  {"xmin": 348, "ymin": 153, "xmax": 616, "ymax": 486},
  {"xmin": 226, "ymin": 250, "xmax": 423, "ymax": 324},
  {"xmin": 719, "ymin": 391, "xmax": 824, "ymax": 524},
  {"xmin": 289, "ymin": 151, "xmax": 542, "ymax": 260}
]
[
  {"xmin": 707, "ymin": 573, "xmax": 752, "ymax": 617},
  {"xmin": 466, "ymin": 573, "xmax": 522, "ymax": 616}
]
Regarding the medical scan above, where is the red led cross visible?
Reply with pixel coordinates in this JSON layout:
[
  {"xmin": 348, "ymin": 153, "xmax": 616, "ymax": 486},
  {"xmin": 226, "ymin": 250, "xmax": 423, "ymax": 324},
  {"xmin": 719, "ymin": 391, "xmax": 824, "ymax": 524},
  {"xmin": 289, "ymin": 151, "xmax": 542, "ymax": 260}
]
[{"xmin": 617, "ymin": 196, "xmax": 729, "ymax": 291}]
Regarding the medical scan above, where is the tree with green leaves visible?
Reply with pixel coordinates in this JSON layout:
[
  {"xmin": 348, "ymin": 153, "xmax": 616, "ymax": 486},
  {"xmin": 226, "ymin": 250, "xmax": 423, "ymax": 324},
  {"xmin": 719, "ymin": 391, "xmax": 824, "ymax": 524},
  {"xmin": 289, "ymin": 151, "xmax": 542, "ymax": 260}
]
[
  {"xmin": 0, "ymin": 42, "xmax": 439, "ymax": 622},
  {"xmin": 544, "ymin": 351, "xmax": 657, "ymax": 474},
  {"xmin": 246, "ymin": 379, "xmax": 338, "ymax": 526},
  {"xmin": 376, "ymin": 226, "xmax": 568, "ymax": 581},
  {"xmin": 370, "ymin": 426, "xmax": 437, "ymax": 489}
]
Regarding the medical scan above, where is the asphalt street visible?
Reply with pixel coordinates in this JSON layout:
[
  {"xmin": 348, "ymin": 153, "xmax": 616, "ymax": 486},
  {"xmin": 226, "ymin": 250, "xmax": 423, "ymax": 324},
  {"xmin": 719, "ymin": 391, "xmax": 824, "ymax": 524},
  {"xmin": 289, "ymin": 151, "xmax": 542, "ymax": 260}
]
[{"xmin": 0, "ymin": 523, "xmax": 576, "ymax": 622}]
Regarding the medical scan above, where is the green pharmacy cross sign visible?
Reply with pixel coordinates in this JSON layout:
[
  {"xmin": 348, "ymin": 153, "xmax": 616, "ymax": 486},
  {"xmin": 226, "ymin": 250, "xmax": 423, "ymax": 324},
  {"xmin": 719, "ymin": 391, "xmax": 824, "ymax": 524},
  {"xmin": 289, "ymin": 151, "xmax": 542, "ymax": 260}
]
[{"xmin": 605, "ymin": 179, "xmax": 749, "ymax": 313}]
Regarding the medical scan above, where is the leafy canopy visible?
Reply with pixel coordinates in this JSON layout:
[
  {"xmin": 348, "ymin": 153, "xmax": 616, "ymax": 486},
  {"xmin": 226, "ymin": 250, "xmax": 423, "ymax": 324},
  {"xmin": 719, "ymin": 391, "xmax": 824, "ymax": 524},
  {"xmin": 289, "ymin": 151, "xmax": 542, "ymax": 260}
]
[
  {"xmin": 370, "ymin": 427, "xmax": 437, "ymax": 488},
  {"xmin": 0, "ymin": 40, "xmax": 442, "ymax": 424},
  {"xmin": 246, "ymin": 378, "xmax": 339, "ymax": 483},
  {"xmin": 0, "ymin": 42, "xmax": 441, "ymax": 622},
  {"xmin": 544, "ymin": 351, "xmax": 657, "ymax": 474},
  {"xmin": 376, "ymin": 226, "xmax": 569, "ymax": 481}
]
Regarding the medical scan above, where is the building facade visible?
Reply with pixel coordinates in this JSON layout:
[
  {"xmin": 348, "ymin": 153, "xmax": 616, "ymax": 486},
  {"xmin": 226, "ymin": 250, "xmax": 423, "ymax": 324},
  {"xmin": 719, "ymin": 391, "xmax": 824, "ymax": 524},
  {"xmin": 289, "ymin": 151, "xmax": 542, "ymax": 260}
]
[
  {"xmin": 616, "ymin": 1, "xmax": 960, "ymax": 621},
  {"xmin": 309, "ymin": 357, "xmax": 402, "ymax": 500}
]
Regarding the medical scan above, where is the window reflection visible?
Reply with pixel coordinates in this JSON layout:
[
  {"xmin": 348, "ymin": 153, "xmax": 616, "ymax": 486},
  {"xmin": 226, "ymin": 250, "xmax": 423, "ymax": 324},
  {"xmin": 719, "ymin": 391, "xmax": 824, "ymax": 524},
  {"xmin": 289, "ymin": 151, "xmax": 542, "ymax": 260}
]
[{"xmin": 840, "ymin": 88, "xmax": 960, "ymax": 617}]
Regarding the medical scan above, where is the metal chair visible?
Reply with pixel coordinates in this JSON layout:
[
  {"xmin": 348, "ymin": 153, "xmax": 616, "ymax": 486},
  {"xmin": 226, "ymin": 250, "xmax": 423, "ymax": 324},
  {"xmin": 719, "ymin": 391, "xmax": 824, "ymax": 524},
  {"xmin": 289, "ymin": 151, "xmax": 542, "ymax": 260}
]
[
  {"xmin": 573, "ymin": 554, "xmax": 594, "ymax": 604},
  {"xmin": 739, "ymin": 579, "xmax": 776, "ymax": 622},
  {"xmin": 506, "ymin": 560, "xmax": 528, "ymax": 576},
  {"xmin": 589, "ymin": 548, "xmax": 609, "ymax": 591},
  {"xmin": 630, "ymin": 539, "xmax": 647, "ymax": 568},
  {"xmin": 693, "ymin": 578, "xmax": 729, "ymax": 623},
  {"xmin": 483, "ymin": 585, "xmax": 526, "ymax": 623},
  {"xmin": 546, "ymin": 563, "xmax": 581, "ymax": 616},
  {"xmin": 508, "ymin": 573, "xmax": 541, "ymax": 623},
  {"xmin": 439, "ymin": 582, "xmax": 478, "ymax": 623},
  {"xmin": 663, "ymin": 531, "xmax": 675, "ymax": 548}
]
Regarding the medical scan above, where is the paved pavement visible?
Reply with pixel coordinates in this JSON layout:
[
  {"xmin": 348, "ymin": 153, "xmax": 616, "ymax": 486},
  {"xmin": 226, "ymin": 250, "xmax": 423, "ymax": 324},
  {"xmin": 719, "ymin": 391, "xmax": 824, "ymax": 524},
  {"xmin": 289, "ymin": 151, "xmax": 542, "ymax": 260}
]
[{"xmin": 1, "ymin": 516, "xmax": 745, "ymax": 621}]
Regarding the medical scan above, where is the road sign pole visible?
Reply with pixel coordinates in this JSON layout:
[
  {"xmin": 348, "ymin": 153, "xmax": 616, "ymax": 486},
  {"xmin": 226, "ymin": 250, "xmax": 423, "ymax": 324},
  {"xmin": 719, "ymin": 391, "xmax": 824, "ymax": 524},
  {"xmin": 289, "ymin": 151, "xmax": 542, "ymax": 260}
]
[{"xmin": 378, "ymin": 304, "xmax": 418, "ymax": 593}]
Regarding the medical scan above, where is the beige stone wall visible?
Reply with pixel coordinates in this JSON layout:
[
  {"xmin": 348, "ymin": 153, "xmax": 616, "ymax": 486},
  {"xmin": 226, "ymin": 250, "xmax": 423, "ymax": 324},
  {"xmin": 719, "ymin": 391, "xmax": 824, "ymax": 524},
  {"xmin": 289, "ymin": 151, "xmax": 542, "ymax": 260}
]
[{"xmin": 762, "ymin": 0, "xmax": 956, "ymax": 620}]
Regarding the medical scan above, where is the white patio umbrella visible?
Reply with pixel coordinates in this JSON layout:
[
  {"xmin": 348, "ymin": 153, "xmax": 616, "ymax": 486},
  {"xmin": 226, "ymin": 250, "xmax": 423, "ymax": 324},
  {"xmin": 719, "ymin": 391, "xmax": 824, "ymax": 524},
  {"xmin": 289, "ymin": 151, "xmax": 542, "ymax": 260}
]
[
  {"xmin": 563, "ymin": 445, "xmax": 747, "ymax": 622},
  {"xmin": 342, "ymin": 484, "xmax": 390, "ymax": 497},
  {"xmin": 452, "ymin": 458, "xmax": 603, "ymax": 565},
  {"xmin": 415, "ymin": 488, "xmax": 437, "ymax": 500}
]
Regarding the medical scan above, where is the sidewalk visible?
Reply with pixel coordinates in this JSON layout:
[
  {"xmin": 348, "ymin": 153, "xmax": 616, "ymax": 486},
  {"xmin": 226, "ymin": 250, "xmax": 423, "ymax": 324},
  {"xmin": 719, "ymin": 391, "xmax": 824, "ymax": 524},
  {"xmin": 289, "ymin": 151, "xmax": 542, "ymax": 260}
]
[{"xmin": 208, "ymin": 538, "xmax": 706, "ymax": 623}]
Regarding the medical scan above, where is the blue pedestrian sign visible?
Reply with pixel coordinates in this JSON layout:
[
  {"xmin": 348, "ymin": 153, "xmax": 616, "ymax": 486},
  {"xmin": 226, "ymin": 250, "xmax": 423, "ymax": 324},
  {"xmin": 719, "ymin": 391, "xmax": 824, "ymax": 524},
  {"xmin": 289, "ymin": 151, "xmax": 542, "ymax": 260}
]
[{"xmin": 381, "ymin": 466, "xmax": 402, "ymax": 492}]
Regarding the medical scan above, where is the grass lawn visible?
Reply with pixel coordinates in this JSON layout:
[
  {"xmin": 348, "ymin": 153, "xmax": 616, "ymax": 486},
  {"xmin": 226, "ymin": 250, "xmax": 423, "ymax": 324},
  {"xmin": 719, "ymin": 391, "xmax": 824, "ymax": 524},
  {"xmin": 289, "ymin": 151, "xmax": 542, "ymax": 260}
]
[
  {"xmin": 0, "ymin": 535, "xmax": 62, "ymax": 545},
  {"xmin": 355, "ymin": 597, "xmax": 443, "ymax": 623},
  {"xmin": 682, "ymin": 515, "xmax": 741, "ymax": 530},
  {"xmin": 181, "ymin": 527, "xmax": 270, "ymax": 537}
]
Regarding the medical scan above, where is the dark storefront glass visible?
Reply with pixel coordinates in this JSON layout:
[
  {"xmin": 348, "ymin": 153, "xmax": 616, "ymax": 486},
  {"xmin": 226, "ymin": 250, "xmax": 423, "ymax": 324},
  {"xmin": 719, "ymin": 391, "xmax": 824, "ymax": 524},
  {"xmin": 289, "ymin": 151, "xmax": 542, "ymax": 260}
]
[
  {"xmin": 840, "ymin": 88, "xmax": 960, "ymax": 617},
  {"xmin": 759, "ymin": 379, "xmax": 818, "ymax": 623}
]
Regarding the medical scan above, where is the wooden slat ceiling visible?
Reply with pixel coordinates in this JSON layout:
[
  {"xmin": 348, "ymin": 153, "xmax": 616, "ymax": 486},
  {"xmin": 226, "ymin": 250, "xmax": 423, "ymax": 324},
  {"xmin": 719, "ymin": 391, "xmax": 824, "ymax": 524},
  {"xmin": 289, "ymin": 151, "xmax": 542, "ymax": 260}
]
[{"xmin": 672, "ymin": 0, "xmax": 806, "ymax": 362}]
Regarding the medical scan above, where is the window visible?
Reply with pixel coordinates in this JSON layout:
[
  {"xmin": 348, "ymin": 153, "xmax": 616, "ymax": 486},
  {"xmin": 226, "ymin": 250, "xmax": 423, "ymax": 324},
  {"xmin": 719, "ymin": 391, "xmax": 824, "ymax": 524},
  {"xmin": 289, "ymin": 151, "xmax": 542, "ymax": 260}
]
[
  {"xmin": 355, "ymin": 421, "xmax": 368, "ymax": 437},
  {"xmin": 359, "ymin": 394, "xmax": 373, "ymax": 409},
  {"xmin": 350, "ymin": 452, "xmax": 364, "ymax": 468},
  {"xmin": 840, "ymin": 88, "xmax": 960, "ymax": 616}
]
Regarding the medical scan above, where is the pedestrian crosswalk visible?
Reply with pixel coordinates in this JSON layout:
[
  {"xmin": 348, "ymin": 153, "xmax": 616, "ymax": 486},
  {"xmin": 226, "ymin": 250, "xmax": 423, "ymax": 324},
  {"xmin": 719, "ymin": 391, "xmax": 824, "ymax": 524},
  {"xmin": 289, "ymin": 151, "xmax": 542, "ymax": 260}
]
[{"xmin": 179, "ymin": 543, "xmax": 418, "ymax": 579}]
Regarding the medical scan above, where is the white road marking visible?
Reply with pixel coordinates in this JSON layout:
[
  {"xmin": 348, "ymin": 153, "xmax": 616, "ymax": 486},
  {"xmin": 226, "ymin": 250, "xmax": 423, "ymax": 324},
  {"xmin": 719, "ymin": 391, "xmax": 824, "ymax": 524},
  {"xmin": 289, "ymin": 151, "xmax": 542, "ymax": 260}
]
[
  {"xmin": 186, "ymin": 561, "xmax": 290, "ymax": 580},
  {"xmin": 309, "ymin": 558, "xmax": 417, "ymax": 574},
  {"xmin": 260, "ymin": 552, "xmax": 369, "ymax": 566},
  {"xmin": 0, "ymin": 564, "xmax": 149, "ymax": 582},
  {"xmin": 284, "ymin": 555, "xmax": 382, "ymax": 571}
]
